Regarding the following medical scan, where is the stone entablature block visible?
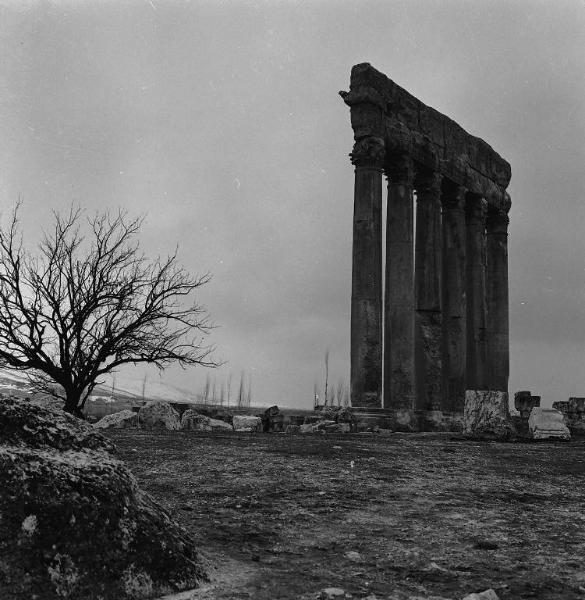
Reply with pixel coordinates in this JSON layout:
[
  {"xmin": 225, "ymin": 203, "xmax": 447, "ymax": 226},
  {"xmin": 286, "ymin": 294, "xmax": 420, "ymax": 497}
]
[{"xmin": 340, "ymin": 63, "xmax": 511, "ymax": 209}]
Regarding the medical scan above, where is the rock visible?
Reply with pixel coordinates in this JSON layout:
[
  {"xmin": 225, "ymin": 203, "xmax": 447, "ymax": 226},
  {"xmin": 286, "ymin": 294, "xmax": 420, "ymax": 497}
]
[
  {"xmin": 232, "ymin": 415, "xmax": 262, "ymax": 432},
  {"xmin": 464, "ymin": 390, "xmax": 515, "ymax": 438},
  {"xmin": 318, "ymin": 588, "xmax": 346, "ymax": 599},
  {"xmin": 323, "ymin": 422, "xmax": 350, "ymax": 433},
  {"xmin": 138, "ymin": 401, "xmax": 181, "ymax": 430},
  {"xmin": 343, "ymin": 550, "xmax": 363, "ymax": 562},
  {"xmin": 181, "ymin": 410, "xmax": 232, "ymax": 432},
  {"xmin": 528, "ymin": 408, "xmax": 570, "ymax": 440},
  {"xmin": 0, "ymin": 395, "xmax": 115, "ymax": 453},
  {"xmin": 514, "ymin": 391, "xmax": 540, "ymax": 420},
  {"xmin": 0, "ymin": 397, "xmax": 206, "ymax": 599},
  {"xmin": 462, "ymin": 589, "xmax": 500, "ymax": 600},
  {"xmin": 299, "ymin": 423, "xmax": 315, "ymax": 434},
  {"xmin": 285, "ymin": 424, "xmax": 300, "ymax": 434},
  {"xmin": 94, "ymin": 409, "xmax": 138, "ymax": 430}
]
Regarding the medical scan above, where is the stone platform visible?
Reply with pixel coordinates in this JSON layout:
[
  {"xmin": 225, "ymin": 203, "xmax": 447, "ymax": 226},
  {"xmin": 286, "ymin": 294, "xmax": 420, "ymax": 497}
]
[{"xmin": 351, "ymin": 407, "xmax": 463, "ymax": 433}]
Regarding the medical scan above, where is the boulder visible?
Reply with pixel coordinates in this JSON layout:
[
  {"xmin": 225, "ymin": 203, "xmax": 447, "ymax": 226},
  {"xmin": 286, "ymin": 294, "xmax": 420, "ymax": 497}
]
[
  {"xmin": 232, "ymin": 415, "xmax": 262, "ymax": 432},
  {"xmin": 0, "ymin": 396, "xmax": 115, "ymax": 453},
  {"xmin": 299, "ymin": 423, "xmax": 316, "ymax": 434},
  {"xmin": 94, "ymin": 409, "xmax": 138, "ymax": 430},
  {"xmin": 0, "ymin": 396, "xmax": 207, "ymax": 600},
  {"xmin": 528, "ymin": 408, "xmax": 570, "ymax": 440},
  {"xmin": 464, "ymin": 391, "xmax": 515, "ymax": 438},
  {"xmin": 285, "ymin": 424, "xmax": 300, "ymax": 434},
  {"xmin": 462, "ymin": 590, "xmax": 500, "ymax": 600},
  {"xmin": 181, "ymin": 410, "xmax": 232, "ymax": 432},
  {"xmin": 138, "ymin": 401, "xmax": 181, "ymax": 430}
]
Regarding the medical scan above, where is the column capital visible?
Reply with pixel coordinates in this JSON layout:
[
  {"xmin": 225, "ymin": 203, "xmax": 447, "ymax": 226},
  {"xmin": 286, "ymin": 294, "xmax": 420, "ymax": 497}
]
[
  {"xmin": 415, "ymin": 168, "xmax": 442, "ymax": 195},
  {"xmin": 465, "ymin": 194, "xmax": 488, "ymax": 222},
  {"xmin": 441, "ymin": 184, "xmax": 466, "ymax": 211},
  {"xmin": 350, "ymin": 136, "xmax": 385, "ymax": 168},
  {"xmin": 385, "ymin": 155, "xmax": 415, "ymax": 185},
  {"xmin": 486, "ymin": 207, "xmax": 510, "ymax": 234}
]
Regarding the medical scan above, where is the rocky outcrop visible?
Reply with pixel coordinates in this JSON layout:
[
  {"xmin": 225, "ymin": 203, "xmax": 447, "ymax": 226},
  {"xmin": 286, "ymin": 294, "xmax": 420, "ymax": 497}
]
[
  {"xmin": 0, "ymin": 396, "xmax": 206, "ymax": 600},
  {"xmin": 232, "ymin": 415, "xmax": 262, "ymax": 432},
  {"xmin": 528, "ymin": 408, "xmax": 570, "ymax": 440},
  {"xmin": 463, "ymin": 391, "xmax": 515, "ymax": 438},
  {"xmin": 138, "ymin": 401, "xmax": 181, "ymax": 430},
  {"xmin": 94, "ymin": 409, "xmax": 138, "ymax": 429}
]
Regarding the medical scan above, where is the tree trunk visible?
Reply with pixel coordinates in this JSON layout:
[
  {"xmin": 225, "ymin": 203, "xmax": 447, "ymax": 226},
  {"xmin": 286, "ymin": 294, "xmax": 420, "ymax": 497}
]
[{"xmin": 64, "ymin": 389, "xmax": 83, "ymax": 418}]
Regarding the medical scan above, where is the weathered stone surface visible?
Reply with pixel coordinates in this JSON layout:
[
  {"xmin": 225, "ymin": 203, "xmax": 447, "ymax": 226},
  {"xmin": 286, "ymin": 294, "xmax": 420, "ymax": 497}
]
[
  {"xmin": 0, "ymin": 397, "xmax": 206, "ymax": 599},
  {"xmin": 181, "ymin": 410, "xmax": 232, "ymax": 432},
  {"xmin": 385, "ymin": 157, "xmax": 415, "ymax": 412},
  {"xmin": 232, "ymin": 415, "xmax": 262, "ymax": 432},
  {"xmin": 341, "ymin": 63, "xmax": 511, "ymax": 207},
  {"xmin": 486, "ymin": 208, "xmax": 510, "ymax": 392},
  {"xmin": 528, "ymin": 408, "xmax": 570, "ymax": 440},
  {"xmin": 94, "ymin": 409, "xmax": 138, "ymax": 430},
  {"xmin": 138, "ymin": 401, "xmax": 181, "ymax": 430},
  {"xmin": 285, "ymin": 424, "xmax": 300, "ymax": 434},
  {"xmin": 0, "ymin": 395, "xmax": 115, "ymax": 453},
  {"xmin": 350, "ymin": 143, "xmax": 383, "ymax": 408},
  {"xmin": 464, "ymin": 390, "xmax": 515, "ymax": 437},
  {"xmin": 441, "ymin": 185, "xmax": 467, "ymax": 413},
  {"xmin": 462, "ymin": 589, "xmax": 500, "ymax": 600}
]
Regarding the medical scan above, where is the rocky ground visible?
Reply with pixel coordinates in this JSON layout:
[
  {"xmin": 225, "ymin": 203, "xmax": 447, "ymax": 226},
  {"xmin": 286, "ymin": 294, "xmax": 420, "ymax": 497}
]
[{"xmin": 106, "ymin": 429, "xmax": 585, "ymax": 600}]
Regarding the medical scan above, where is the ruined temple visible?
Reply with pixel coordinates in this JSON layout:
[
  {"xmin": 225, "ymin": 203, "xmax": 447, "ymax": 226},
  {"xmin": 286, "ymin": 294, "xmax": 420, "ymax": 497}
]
[{"xmin": 341, "ymin": 63, "xmax": 511, "ymax": 427}]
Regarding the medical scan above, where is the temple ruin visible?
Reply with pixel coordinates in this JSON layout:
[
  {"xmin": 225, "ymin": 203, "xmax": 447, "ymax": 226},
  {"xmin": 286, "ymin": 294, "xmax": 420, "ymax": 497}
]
[{"xmin": 341, "ymin": 63, "xmax": 511, "ymax": 427}]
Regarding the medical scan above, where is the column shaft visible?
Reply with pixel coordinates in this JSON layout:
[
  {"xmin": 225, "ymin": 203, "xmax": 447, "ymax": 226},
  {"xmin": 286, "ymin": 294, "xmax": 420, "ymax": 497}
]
[
  {"xmin": 486, "ymin": 206, "xmax": 510, "ymax": 392},
  {"xmin": 441, "ymin": 185, "xmax": 467, "ymax": 412},
  {"xmin": 384, "ymin": 157, "xmax": 415, "ymax": 410},
  {"xmin": 350, "ymin": 137, "xmax": 384, "ymax": 407},
  {"xmin": 414, "ymin": 170, "xmax": 443, "ymax": 411},
  {"xmin": 465, "ymin": 195, "xmax": 488, "ymax": 390}
]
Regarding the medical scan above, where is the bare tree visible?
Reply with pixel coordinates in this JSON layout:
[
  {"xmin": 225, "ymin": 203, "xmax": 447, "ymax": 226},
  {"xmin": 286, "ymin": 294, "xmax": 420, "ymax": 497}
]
[
  {"xmin": 226, "ymin": 372, "xmax": 232, "ymax": 407},
  {"xmin": 237, "ymin": 371, "xmax": 245, "ymax": 408},
  {"xmin": 0, "ymin": 205, "xmax": 217, "ymax": 415}
]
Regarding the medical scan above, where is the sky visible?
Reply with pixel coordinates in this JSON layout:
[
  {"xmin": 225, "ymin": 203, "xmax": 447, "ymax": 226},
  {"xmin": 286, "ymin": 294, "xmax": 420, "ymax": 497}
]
[{"xmin": 1, "ymin": 0, "xmax": 584, "ymax": 408}]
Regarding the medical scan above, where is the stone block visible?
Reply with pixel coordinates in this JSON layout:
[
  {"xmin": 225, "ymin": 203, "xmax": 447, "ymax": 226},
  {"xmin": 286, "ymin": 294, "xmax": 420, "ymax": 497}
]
[
  {"xmin": 138, "ymin": 401, "xmax": 181, "ymax": 430},
  {"xmin": 464, "ymin": 390, "xmax": 515, "ymax": 437},
  {"xmin": 94, "ymin": 409, "xmax": 138, "ymax": 430},
  {"xmin": 232, "ymin": 415, "xmax": 262, "ymax": 433},
  {"xmin": 528, "ymin": 408, "xmax": 570, "ymax": 440}
]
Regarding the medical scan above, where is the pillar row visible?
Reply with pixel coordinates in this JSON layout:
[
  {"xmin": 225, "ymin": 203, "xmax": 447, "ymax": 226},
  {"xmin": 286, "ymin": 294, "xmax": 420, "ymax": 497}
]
[
  {"xmin": 465, "ymin": 195, "xmax": 488, "ymax": 390},
  {"xmin": 414, "ymin": 169, "xmax": 443, "ymax": 411},
  {"xmin": 349, "ymin": 136, "xmax": 384, "ymax": 408},
  {"xmin": 384, "ymin": 156, "xmax": 415, "ymax": 410},
  {"xmin": 486, "ymin": 205, "xmax": 510, "ymax": 392},
  {"xmin": 441, "ymin": 184, "xmax": 467, "ymax": 412}
]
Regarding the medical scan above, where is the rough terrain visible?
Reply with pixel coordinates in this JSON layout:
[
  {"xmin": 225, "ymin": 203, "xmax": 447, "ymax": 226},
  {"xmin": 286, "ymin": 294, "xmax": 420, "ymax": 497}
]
[{"xmin": 107, "ymin": 429, "xmax": 585, "ymax": 600}]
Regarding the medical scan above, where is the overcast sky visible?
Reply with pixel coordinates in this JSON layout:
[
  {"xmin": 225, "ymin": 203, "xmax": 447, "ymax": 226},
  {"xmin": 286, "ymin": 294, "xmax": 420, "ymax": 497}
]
[{"xmin": 1, "ymin": 0, "xmax": 584, "ymax": 408}]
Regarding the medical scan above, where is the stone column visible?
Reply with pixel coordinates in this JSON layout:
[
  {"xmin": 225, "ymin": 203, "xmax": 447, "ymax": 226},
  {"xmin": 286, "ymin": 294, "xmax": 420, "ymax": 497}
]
[
  {"xmin": 486, "ymin": 204, "xmax": 510, "ymax": 392},
  {"xmin": 414, "ymin": 169, "xmax": 443, "ymax": 411},
  {"xmin": 384, "ymin": 156, "xmax": 415, "ymax": 411},
  {"xmin": 441, "ymin": 184, "xmax": 467, "ymax": 412},
  {"xmin": 465, "ymin": 194, "xmax": 488, "ymax": 390},
  {"xmin": 350, "ymin": 136, "xmax": 385, "ymax": 408}
]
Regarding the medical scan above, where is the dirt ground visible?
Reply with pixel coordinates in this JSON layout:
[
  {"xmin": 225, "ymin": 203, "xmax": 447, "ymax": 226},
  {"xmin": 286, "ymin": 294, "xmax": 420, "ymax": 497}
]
[{"xmin": 106, "ymin": 429, "xmax": 585, "ymax": 600}]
